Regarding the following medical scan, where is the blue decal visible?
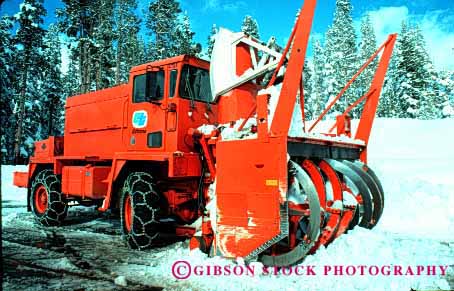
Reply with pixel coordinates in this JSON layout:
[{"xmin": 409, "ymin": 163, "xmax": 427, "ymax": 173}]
[{"xmin": 132, "ymin": 111, "xmax": 148, "ymax": 128}]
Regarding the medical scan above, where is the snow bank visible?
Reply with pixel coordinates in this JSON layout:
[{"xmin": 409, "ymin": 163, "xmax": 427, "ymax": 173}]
[
  {"xmin": 2, "ymin": 118, "xmax": 454, "ymax": 291},
  {"xmin": 1, "ymin": 165, "xmax": 28, "ymax": 202},
  {"xmin": 366, "ymin": 118, "xmax": 454, "ymax": 241}
]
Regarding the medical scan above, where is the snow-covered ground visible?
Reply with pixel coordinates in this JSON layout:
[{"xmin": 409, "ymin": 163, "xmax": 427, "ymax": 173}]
[{"xmin": 2, "ymin": 118, "xmax": 454, "ymax": 291}]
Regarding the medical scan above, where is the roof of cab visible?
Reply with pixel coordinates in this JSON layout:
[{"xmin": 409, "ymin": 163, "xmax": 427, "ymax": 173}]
[{"xmin": 130, "ymin": 55, "xmax": 210, "ymax": 73}]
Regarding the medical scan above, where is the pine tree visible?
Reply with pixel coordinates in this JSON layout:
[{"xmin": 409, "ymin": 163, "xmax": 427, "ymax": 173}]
[
  {"xmin": 439, "ymin": 70, "xmax": 454, "ymax": 118},
  {"xmin": 146, "ymin": 0, "xmax": 182, "ymax": 61},
  {"xmin": 114, "ymin": 0, "xmax": 142, "ymax": 84},
  {"xmin": 41, "ymin": 24, "xmax": 65, "ymax": 136},
  {"xmin": 12, "ymin": 0, "xmax": 47, "ymax": 163},
  {"xmin": 395, "ymin": 23, "xmax": 438, "ymax": 119},
  {"xmin": 378, "ymin": 43, "xmax": 400, "ymax": 118},
  {"xmin": 175, "ymin": 12, "xmax": 199, "ymax": 56},
  {"xmin": 63, "ymin": 54, "xmax": 80, "ymax": 96},
  {"xmin": 378, "ymin": 23, "xmax": 451, "ymax": 120},
  {"xmin": 302, "ymin": 60, "xmax": 315, "ymax": 119},
  {"xmin": 379, "ymin": 21, "xmax": 411, "ymax": 118},
  {"xmin": 308, "ymin": 39, "xmax": 326, "ymax": 120},
  {"xmin": 0, "ymin": 16, "xmax": 16, "ymax": 164},
  {"xmin": 131, "ymin": 35, "xmax": 146, "ymax": 65},
  {"xmin": 92, "ymin": 0, "xmax": 116, "ymax": 90},
  {"xmin": 206, "ymin": 24, "xmax": 217, "ymax": 59},
  {"xmin": 57, "ymin": 0, "xmax": 94, "ymax": 93},
  {"xmin": 395, "ymin": 22, "xmax": 418, "ymax": 118},
  {"xmin": 356, "ymin": 14, "xmax": 377, "ymax": 117},
  {"xmin": 241, "ymin": 15, "xmax": 259, "ymax": 39},
  {"xmin": 412, "ymin": 27, "xmax": 443, "ymax": 119},
  {"xmin": 57, "ymin": 0, "xmax": 116, "ymax": 92},
  {"xmin": 324, "ymin": 0, "xmax": 358, "ymax": 115}
]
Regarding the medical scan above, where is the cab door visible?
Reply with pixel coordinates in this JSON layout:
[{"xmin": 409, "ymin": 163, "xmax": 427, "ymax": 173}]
[
  {"xmin": 175, "ymin": 64, "xmax": 217, "ymax": 152},
  {"xmin": 126, "ymin": 68, "xmax": 168, "ymax": 151}
]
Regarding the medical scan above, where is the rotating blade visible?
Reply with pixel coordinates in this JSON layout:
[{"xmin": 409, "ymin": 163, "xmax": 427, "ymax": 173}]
[
  {"xmin": 325, "ymin": 159, "xmax": 374, "ymax": 228},
  {"xmin": 347, "ymin": 203, "xmax": 360, "ymax": 230},
  {"xmin": 288, "ymin": 174, "xmax": 305, "ymax": 204},
  {"xmin": 354, "ymin": 161, "xmax": 385, "ymax": 212},
  {"xmin": 343, "ymin": 160, "xmax": 384, "ymax": 227},
  {"xmin": 316, "ymin": 160, "xmax": 344, "ymax": 245},
  {"xmin": 260, "ymin": 160, "xmax": 321, "ymax": 266},
  {"xmin": 302, "ymin": 159, "xmax": 327, "ymax": 208}
]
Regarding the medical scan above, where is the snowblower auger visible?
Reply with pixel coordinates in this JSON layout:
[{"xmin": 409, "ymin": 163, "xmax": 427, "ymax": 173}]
[
  {"xmin": 205, "ymin": 0, "xmax": 396, "ymax": 266},
  {"xmin": 13, "ymin": 0, "xmax": 396, "ymax": 268}
]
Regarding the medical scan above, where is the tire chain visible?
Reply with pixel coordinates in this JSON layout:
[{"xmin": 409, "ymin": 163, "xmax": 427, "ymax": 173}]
[
  {"xmin": 121, "ymin": 172, "xmax": 161, "ymax": 250},
  {"xmin": 30, "ymin": 169, "xmax": 68, "ymax": 226}
]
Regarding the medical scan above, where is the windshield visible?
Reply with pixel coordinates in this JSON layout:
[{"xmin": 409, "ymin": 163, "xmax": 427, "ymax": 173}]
[
  {"xmin": 133, "ymin": 70, "xmax": 164, "ymax": 103},
  {"xmin": 179, "ymin": 65, "xmax": 211, "ymax": 103}
]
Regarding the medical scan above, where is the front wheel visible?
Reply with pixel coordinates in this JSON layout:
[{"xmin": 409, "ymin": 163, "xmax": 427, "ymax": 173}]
[
  {"xmin": 120, "ymin": 172, "xmax": 162, "ymax": 249},
  {"xmin": 30, "ymin": 169, "xmax": 68, "ymax": 226}
]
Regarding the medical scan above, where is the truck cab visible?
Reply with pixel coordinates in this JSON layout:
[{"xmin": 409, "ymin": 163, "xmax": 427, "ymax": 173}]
[
  {"xmin": 127, "ymin": 55, "xmax": 217, "ymax": 153},
  {"xmin": 63, "ymin": 55, "xmax": 217, "ymax": 158}
]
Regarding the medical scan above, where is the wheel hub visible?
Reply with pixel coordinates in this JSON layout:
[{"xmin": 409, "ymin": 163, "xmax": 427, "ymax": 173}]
[
  {"xmin": 34, "ymin": 185, "xmax": 48, "ymax": 214},
  {"xmin": 124, "ymin": 194, "xmax": 133, "ymax": 232}
]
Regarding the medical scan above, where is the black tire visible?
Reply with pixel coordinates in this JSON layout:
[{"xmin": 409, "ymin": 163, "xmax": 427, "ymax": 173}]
[
  {"xmin": 120, "ymin": 172, "xmax": 161, "ymax": 249},
  {"xmin": 30, "ymin": 169, "xmax": 68, "ymax": 226}
]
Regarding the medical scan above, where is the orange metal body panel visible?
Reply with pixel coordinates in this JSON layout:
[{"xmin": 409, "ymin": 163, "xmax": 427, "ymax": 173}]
[
  {"xmin": 169, "ymin": 153, "xmax": 202, "ymax": 177},
  {"xmin": 64, "ymin": 85, "xmax": 129, "ymax": 157},
  {"xmin": 61, "ymin": 166, "xmax": 110, "ymax": 199},
  {"xmin": 13, "ymin": 171, "xmax": 28, "ymax": 188},
  {"xmin": 216, "ymin": 43, "xmax": 258, "ymax": 124},
  {"xmin": 217, "ymin": 84, "xmax": 257, "ymax": 124},
  {"xmin": 170, "ymin": 97, "xmax": 217, "ymax": 153},
  {"xmin": 236, "ymin": 43, "xmax": 253, "ymax": 76},
  {"xmin": 33, "ymin": 137, "xmax": 64, "ymax": 159},
  {"xmin": 215, "ymin": 136, "xmax": 287, "ymax": 258}
]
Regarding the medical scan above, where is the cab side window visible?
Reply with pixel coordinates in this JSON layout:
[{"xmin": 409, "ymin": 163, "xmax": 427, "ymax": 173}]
[
  {"xmin": 179, "ymin": 65, "xmax": 211, "ymax": 102},
  {"xmin": 169, "ymin": 70, "xmax": 178, "ymax": 98},
  {"xmin": 133, "ymin": 70, "xmax": 165, "ymax": 103}
]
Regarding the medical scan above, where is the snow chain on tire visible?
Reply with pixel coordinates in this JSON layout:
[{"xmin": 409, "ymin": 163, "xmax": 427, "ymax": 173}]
[
  {"xmin": 121, "ymin": 172, "xmax": 161, "ymax": 249},
  {"xmin": 30, "ymin": 169, "xmax": 68, "ymax": 226}
]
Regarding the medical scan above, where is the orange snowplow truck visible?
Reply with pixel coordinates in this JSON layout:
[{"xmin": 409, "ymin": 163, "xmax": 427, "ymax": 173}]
[{"xmin": 14, "ymin": 0, "xmax": 397, "ymax": 266}]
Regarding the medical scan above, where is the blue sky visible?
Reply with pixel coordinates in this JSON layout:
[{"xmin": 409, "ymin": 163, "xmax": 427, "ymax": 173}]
[{"xmin": 1, "ymin": 0, "xmax": 453, "ymax": 70}]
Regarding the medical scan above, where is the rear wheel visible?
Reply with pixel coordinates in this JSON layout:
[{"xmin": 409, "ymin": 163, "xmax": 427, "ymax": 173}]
[
  {"xmin": 30, "ymin": 169, "xmax": 68, "ymax": 226},
  {"xmin": 120, "ymin": 172, "xmax": 162, "ymax": 249}
]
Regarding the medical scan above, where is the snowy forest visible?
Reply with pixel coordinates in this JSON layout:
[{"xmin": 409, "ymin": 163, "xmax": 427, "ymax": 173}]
[{"xmin": 1, "ymin": 0, "xmax": 453, "ymax": 164}]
